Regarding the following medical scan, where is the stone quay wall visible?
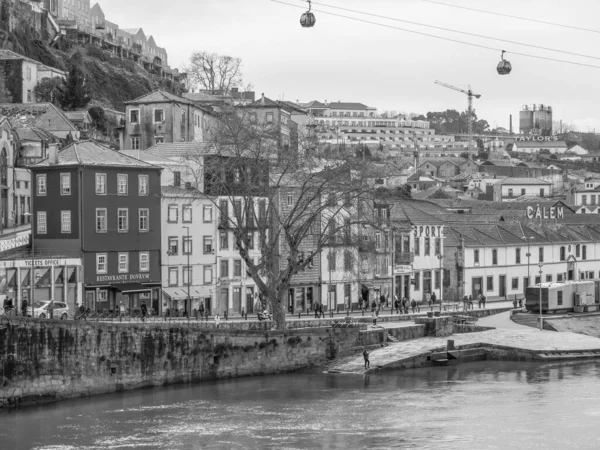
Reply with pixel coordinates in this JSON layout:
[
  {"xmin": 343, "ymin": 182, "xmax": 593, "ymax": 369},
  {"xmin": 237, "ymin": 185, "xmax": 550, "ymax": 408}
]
[{"xmin": 0, "ymin": 317, "xmax": 366, "ymax": 408}]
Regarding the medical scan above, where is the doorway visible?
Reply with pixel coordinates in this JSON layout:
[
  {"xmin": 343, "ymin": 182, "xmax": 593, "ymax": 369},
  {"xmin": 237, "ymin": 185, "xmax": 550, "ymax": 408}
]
[
  {"xmin": 245, "ymin": 287, "xmax": 254, "ymax": 313},
  {"xmin": 219, "ymin": 288, "xmax": 228, "ymax": 314},
  {"xmin": 472, "ymin": 277, "xmax": 483, "ymax": 299},
  {"xmin": 499, "ymin": 275, "xmax": 506, "ymax": 299},
  {"xmin": 232, "ymin": 287, "xmax": 242, "ymax": 313},
  {"xmin": 85, "ymin": 291, "xmax": 95, "ymax": 311}
]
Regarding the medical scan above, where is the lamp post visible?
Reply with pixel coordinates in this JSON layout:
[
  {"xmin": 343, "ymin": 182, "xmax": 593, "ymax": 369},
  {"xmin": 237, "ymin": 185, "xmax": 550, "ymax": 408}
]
[
  {"xmin": 522, "ymin": 236, "xmax": 534, "ymax": 289},
  {"xmin": 24, "ymin": 212, "xmax": 34, "ymax": 317},
  {"xmin": 181, "ymin": 225, "xmax": 190, "ymax": 316},
  {"xmin": 437, "ymin": 253, "xmax": 443, "ymax": 312},
  {"xmin": 538, "ymin": 262, "xmax": 544, "ymax": 331}
]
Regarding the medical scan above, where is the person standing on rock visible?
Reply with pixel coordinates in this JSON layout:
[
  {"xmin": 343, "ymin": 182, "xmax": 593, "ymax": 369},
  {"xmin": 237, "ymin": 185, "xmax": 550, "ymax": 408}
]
[{"xmin": 363, "ymin": 348, "xmax": 370, "ymax": 369}]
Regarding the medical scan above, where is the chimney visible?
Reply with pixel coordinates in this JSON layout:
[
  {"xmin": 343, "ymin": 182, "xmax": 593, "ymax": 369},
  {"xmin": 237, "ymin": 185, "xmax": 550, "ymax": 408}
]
[
  {"xmin": 49, "ymin": 144, "xmax": 59, "ymax": 165},
  {"xmin": 261, "ymin": 93, "xmax": 265, "ymax": 105},
  {"xmin": 509, "ymin": 114, "xmax": 513, "ymax": 134}
]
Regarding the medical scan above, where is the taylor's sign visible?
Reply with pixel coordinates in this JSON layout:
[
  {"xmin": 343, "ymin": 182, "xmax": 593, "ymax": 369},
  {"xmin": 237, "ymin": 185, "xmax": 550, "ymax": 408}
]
[
  {"xmin": 412, "ymin": 225, "xmax": 444, "ymax": 238},
  {"xmin": 526, "ymin": 205, "xmax": 564, "ymax": 220},
  {"xmin": 517, "ymin": 136, "xmax": 559, "ymax": 142},
  {"xmin": 96, "ymin": 273, "xmax": 150, "ymax": 283}
]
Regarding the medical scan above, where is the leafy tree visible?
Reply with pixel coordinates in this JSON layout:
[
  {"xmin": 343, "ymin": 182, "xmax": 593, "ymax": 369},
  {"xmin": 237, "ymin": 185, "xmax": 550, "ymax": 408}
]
[
  {"xmin": 34, "ymin": 77, "xmax": 63, "ymax": 105},
  {"xmin": 88, "ymin": 105, "xmax": 107, "ymax": 133},
  {"xmin": 59, "ymin": 56, "xmax": 90, "ymax": 110}
]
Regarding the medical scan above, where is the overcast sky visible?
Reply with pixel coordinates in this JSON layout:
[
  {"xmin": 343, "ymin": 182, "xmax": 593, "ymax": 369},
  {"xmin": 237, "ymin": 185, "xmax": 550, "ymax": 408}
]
[{"xmin": 99, "ymin": 0, "xmax": 600, "ymax": 132}]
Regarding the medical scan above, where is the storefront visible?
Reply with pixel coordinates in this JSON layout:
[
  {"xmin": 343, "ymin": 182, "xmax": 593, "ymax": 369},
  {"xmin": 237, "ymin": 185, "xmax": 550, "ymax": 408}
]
[
  {"xmin": 215, "ymin": 277, "xmax": 261, "ymax": 316},
  {"xmin": 394, "ymin": 264, "xmax": 412, "ymax": 301},
  {"xmin": 287, "ymin": 285, "xmax": 317, "ymax": 314},
  {"xmin": 0, "ymin": 257, "xmax": 83, "ymax": 312},
  {"xmin": 162, "ymin": 286, "xmax": 210, "ymax": 316}
]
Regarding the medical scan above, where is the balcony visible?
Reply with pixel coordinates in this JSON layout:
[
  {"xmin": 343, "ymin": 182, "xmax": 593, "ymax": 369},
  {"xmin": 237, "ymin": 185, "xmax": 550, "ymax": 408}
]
[{"xmin": 395, "ymin": 252, "xmax": 414, "ymax": 265}]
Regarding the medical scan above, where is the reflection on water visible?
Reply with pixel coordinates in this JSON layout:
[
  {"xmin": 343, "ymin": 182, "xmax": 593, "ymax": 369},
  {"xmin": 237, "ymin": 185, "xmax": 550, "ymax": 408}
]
[{"xmin": 2, "ymin": 361, "xmax": 600, "ymax": 449}]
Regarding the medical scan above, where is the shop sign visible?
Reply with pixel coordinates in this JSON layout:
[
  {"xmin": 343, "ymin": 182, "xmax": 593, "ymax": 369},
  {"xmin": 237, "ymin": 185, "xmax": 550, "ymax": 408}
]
[
  {"xmin": 96, "ymin": 273, "xmax": 150, "ymax": 283},
  {"xmin": 0, "ymin": 231, "xmax": 30, "ymax": 252},
  {"xmin": 218, "ymin": 277, "xmax": 242, "ymax": 286},
  {"xmin": 526, "ymin": 205, "xmax": 564, "ymax": 220},
  {"xmin": 0, "ymin": 258, "xmax": 82, "ymax": 269},
  {"xmin": 516, "ymin": 136, "xmax": 559, "ymax": 142},
  {"xmin": 394, "ymin": 264, "xmax": 412, "ymax": 274},
  {"xmin": 412, "ymin": 225, "xmax": 444, "ymax": 238}
]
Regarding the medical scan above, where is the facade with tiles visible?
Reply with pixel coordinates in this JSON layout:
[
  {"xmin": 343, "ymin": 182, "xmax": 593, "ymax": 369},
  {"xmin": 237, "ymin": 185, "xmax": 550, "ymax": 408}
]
[{"xmin": 31, "ymin": 141, "xmax": 162, "ymax": 314}]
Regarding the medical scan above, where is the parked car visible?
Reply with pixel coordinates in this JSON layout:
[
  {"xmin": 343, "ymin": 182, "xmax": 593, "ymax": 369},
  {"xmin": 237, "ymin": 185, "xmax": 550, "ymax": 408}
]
[{"xmin": 32, "ymin": 301, "xmax": 70, "ymax": 319}]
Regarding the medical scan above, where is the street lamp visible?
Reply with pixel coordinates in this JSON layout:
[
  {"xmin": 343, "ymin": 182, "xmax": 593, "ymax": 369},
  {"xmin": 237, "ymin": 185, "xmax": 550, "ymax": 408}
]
[
  {"xmin": 181, "ymin": 225, "xmax": 190, "ymax": 316},
  {"xmin": 437, "ymin": 253, "xmax": 443, "ymax": 312},
  {"xmin": 24, "ymin": 212, "xmax": 34, "ymax": 318},
  {"xmin": 538, "ymin": 262, "xmax": 544, "ymax": 331},
  {"xmin": 522, "ymin": 236, "xmax": 534, "ymax": 288}
]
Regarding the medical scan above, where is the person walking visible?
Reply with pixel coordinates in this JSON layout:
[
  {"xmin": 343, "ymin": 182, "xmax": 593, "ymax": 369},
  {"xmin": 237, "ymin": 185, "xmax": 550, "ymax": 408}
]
[
  {"xmin": 411, "ymin": 298, "xmax": 417, "ymax": 314},
  {"xmin": 141, "ymin": 302, "xmax": 148, "ymax": 321},
  {"xmin": 468, "ymin": 294, "xmax": 474, "ymax": 310},
  {"xmin": 48, "ymin": 300, "xmax": 55, "ymax": 319},
  {"xmin": 431, "ymin": 292, "xmax": 437, "ymax": 307},
  {"xmin": 380, "ymin": 293, "xmax": 386, "ymax": 310},
  {"xmin": 314, "ymin": 303, "xmax": 320, "ymax": 319},
  {"xmin": 199, "ymin": 302, "xmax": 205, "ymax": 320},
  {"xmin": 21, "ymin": 298, "xmax": 28, "ymax": 317},
  {"xmin": 363, "ymin": 348, "xmax": 370, "ymax": 369},
  {"xmin": 481, "ymin": 294, "xmax": 487, "ymax": 308},
  {"xmin": 394, "ymin": 295, "xmax": 400, "ymax": 314},
  {"xmin": 477, "ymin": 293, "xmax": 482, "ymax": 309},
  {"xmin": 372, "ymin": 309, "xmax": 377, "ymax": 326},
  {"xmin": 215, "ymin": 313, "xmax": 221, "ymax": 328}
]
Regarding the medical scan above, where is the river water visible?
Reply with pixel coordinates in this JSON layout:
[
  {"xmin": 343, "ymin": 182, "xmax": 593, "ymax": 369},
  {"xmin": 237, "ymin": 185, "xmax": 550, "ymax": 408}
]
[{"xmin": 1, "ymin": 361, "xmax": 600, "ymax": 449}]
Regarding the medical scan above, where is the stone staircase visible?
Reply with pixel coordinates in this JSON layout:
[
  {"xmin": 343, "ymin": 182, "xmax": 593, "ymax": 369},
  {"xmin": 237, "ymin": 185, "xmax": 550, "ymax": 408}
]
[
  {"xmin": 387, "ymin": 333, "xmax": 399, "ymax": 343},
  {"xmin": 511, "ymin": 312, "xmax": 540, "ymax": 329}
]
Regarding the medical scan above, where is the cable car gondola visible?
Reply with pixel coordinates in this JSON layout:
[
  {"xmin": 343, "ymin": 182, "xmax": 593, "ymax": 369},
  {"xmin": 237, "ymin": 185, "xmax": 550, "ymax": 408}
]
[
  {"xmin": 497, "ymin": 50, "xmax": 512, "ymax": 75},
  {"xmin": 300, "ymin": 0, "xmax": 316, "ymax": 28}
]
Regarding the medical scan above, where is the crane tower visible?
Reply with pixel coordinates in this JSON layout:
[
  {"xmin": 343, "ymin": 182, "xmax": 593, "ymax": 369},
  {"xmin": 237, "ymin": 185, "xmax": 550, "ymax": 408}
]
[{"xmin": 434, "ymin": 80, "xmax": 481, "ymax": 145}]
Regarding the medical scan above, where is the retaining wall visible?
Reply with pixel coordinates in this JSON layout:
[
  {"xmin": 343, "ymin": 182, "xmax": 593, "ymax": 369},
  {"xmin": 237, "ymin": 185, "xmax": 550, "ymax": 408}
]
[{"xmin": 0, "ymin": 317, "xmax": 365, "ymax": 408}]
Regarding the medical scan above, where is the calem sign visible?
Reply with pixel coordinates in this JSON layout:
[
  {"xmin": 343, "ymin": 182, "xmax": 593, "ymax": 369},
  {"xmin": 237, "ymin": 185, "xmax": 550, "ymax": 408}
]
[{"xmin": 526, "ymin": 205, "xmax": 564, "ymax": 220}]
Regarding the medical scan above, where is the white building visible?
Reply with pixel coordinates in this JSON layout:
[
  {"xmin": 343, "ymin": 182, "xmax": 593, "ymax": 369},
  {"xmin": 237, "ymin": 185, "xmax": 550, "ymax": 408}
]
[
  {"xmin": 493, "ymin": 177, "xmax": 553, "ymax": 202},
  {"xmin": 511, "ymin": 140, "xmax": 568, "ymax": 154},
  {"xmin": 567, "ymin": 176, "xmax": 600, "ymax": 209}
]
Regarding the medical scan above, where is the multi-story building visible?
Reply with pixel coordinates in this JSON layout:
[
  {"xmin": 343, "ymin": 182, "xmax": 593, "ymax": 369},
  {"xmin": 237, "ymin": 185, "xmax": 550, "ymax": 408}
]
[
  {"xmin": 31, "ymin": 141, "xmax": 162, "ymax": 313},
  {"xmin": 492, "ymin": 177, "xmax": 553, "ymax": 202},
  {"xmin": 121, "ymin": 91, "xmax": 216, "ymax": 150},
  {"xmin": 0, "ymin": 103, "xmax": 80, "ymax": 140},
  {"xmin": 567, "ymin": 176, "xmax": 600, "ymax": 212}
]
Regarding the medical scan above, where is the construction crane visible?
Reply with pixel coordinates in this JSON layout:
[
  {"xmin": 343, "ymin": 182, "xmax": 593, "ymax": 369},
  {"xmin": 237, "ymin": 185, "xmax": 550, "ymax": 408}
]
[{"xmin": 434, "ymin": 80, "xmax": 481, "ymax": 145}]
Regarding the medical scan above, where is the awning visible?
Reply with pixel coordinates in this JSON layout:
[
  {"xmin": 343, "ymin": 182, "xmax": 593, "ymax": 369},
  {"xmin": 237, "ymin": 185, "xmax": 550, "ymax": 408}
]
[
  {"xmin": 114, "ymin": 283, "xmax": 152, "ymax": 294},
  {"xmin": 162, "ymin": 286, "xmax": 205, "ymax": 301}
]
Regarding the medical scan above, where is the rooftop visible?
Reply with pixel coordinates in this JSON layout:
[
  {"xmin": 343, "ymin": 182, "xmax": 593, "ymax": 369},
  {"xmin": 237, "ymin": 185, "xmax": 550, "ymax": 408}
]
[
  {"xmin": 513, "ymin": 140, "xmax": 568, "ymax": 148},
  {"xmin": 500, "ymin": 177, "xmax": 552, "ymax": 185},
  {"xmin": 0, "ymin": 103, "xmax": 77, "ymax": 132},
  {"xmin": 125, "ymin": 90, "xmax": 197, "ymax": 107},
  {"xmin": 145, "ymin": 142, "xmax": 215, "ymax": 158},
  {"xmin": 34, "ymin": 141, "xmax": 159, "ymax": 168}
]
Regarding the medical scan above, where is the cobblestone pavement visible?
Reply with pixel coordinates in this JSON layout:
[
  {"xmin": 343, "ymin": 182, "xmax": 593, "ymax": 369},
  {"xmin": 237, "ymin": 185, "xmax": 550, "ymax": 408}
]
[
  {"xmin": 475, "ymin": 310, "xmax": 531, "ymax": 330},
  {"xmin": 331, "ymin": 328, "xmax": 600, "ymax": 374}
]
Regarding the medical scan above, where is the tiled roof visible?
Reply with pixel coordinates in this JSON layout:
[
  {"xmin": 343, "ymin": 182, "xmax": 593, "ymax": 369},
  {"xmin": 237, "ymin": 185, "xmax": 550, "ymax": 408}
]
[
  {"xmin": 499, "ymin": 177, "xmax": 551, "ymax": 185},
  {"xmin": 328, "ymin": 102, "xmax": 370, "ymax": 110},
  {"xmin": 35, "ymin": 141, "xmax": 159, "ymax": 168},
  {"xmin": 0, "ymin": 49, "xmax": 40, "ymax": 65},
  {"xmin": 122, "ymin": 28, "xmax": 143, "ymax": 35},
  {"xmin": 161, "ymin": 186, "xmax": 205, "ymax": 197},
  {"xmin": 303, "ymin": 100, "xmax": 328, "ymax": 109},
  {"xmin": 0, "ymin": 103, "xmax": 77, "ymax": 132},
  {"xmin": 248, "ymin": 95, "xmax": 279, "ymax": 107},
  {"xmin": 390, "ymin": 200, "xmax": 446, "ymax": 225},
  {"xmin": 125, "ymin": 90, "xmax": 195, "ymax": 106},
  {"xmin": 514, "ymin": 141, "xmax": 567, "ymax": 148},
  {"xmin": 14, "ymin": 127, "xmax": 56, "ymax": 142},
  {"xmin": 64, "ymin": 111, "xmax": 90, "ymax": 122},
  {"xmin": 146, "ymin": 142, "xmax": 215, "ymax": 158},
  {"xmin": 480, "ymin": 159, "xmax": 514, "ymax": 167},
  {"xmin": 120, "ymin": 149, "xmax": 180, "ymax": 165}
]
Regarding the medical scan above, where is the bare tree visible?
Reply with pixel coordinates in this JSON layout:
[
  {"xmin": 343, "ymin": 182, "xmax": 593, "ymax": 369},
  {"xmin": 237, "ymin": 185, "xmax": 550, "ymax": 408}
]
[
  {"xmin": 187, "ymin": 51, "xmax": 245, "ymax": 94},
  {"xmin": 187, "ymin": 108, "xmax": 375, "ymax": 330}
]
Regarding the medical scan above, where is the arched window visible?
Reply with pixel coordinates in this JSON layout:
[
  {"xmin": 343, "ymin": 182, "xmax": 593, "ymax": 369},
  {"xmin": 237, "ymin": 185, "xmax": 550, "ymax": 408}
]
[{"xmin": 0, "ymin": 148, "xmax": 7, "ymax": 186}]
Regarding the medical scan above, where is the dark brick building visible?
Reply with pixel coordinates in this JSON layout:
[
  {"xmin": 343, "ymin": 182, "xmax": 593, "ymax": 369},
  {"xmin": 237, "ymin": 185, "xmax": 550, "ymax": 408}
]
[{"xmin": 31, "ymin": 141, "xmax": 163, "ymax": 313}]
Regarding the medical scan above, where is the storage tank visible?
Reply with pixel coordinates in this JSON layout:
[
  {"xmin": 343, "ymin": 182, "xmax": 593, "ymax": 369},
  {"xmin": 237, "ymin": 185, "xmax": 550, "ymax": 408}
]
[
  {"xmin": 519, "ymin": 105, "xmax": 534, "ymax": 135},
  {"xmin": 533, "ymin": 105, "xmax": 553, "ymax": 136}
]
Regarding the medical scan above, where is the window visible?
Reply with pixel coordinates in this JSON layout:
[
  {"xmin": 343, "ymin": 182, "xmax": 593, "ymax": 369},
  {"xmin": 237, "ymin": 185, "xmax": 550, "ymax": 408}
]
[
  {"xmin": 535, "ymin": 276, "xmax": 541, "ymax": 284},
  {"xmin": 139, "ymin": 252, "xmax": 149, "ymax": 272},
  {"xmin": 414, "ymin": 238, "xmax": 420, "ymax": 256},
  {"xmin": 131, "ymin": 137, "xmax": 140, "ymax": 150},
  {"xmin": 96, "ymin": 208, "xmax": 107, "ymax": 232},
  {"xmin": 435, "ymin": 270, "xmax": 440, "ymax": 289},
  {"xmin": 516, "ymin": 248, "xmax": 521, "ymax": 264},
  {"xmin": 154, "ymin": 108, "xmax": 164, "ymax": 123},
  {"xmin": 155, "ymin": 136, "xmax": 164, "ymax": 144},
  {"xmin": 130, "ymin": 109, "xmax": 139, "ymax": 124},
  {"xmin": 492, "ymin": 249, "xmax": 498, "ymax": 265},
  {"xmin": 138, "ymin": 175, "xmax": 149, "ymax": 195},
  {"xmin": 508, "ymin": 188, "xmax": 513, "ymax": 198},
  {"xmin": 138, "ymin": 209, "xmax": 149, "ymax": 232},
  {"xmin": 37, "ymin": 174, "xmax": 47, "ymax": 195},
  {"xmin": 512, "ymin": 278, "xmax": 519, "ymax": 290},
  {"xmin": 183, "ymin": 236, "xmax": 192, "ymax": 255},
  {"xmin": 117, "ymin": 174, "xmax": 128, "ymax": 195},
  {"xmin": 37, "ymin": 211, "xmax": 47, "ymax": 234},
  {"xmin": 557, "ymin": 274, "xmax": 564, "ymax": 282},
  {"xmin": 118, "ymin": 253, "xmax": 129, "ymax": 273},
  {"xmin": 539, "ymin": 188, "xmax": 545, "ymax": 198},
  {"xmin": 266, "ymin": 112, "xmax": 274, "ymax": 123},
  {"xmin": 168, "ymin": 237, "xmax": 178, "ymax": 255},
  {"xmin": 557, "ymin": 291, "xmax": 563, "ymax": 306},
  {"xmin": 168, "ymin": 267, "xmax": 178, "ymax": 286},
  {"xmin": 220, "ymin": 231, "xmax": 228, "ymax": 250},
  {"xmin": 287, "ymin": 194, "xmax": 293, "ymax": 206},
  {"xmin": 203, "ymin": 236, "xmax": 213, "ymax": 254},
  {"xmin": 60, "ymin": 173, "xmax": 71, "ymax": 195},
  {"xmin": 538, "ymin": 247, "xmax": 544, "ymax": 263},
  {"xmin": 414, "ymin": 272, "xmax": 420, "ymax": 290},
  {"xmin": 203, "ymin": 266, "xmax": 213, "ymax": 284},
  {"xmin": 474, "ymin": 249, "xmax": 480, "ymax": 264},
  {"xmin": 487, "ymin": 276, "xmax": 494, "ymax": 291},
  {"xmin": 424, "ymin": 237, "xmax": 431, "ymax": 256},
  {"xmin": 435, "ymin": 238, "xmax": 441, "ymax": 255},
  {"xmin": 203, "ymin": 206, "xmax": 213, "ymax": 222},
  {"xmin": 329, "ymin": 250, "xmax": 336, "ymax": 271},
  {"xmin": 117, "ymin": 208, "xmax": 128, "ymax": 232},
  {"xmin": 96, "ymin": 253, "xmax": 107, "ymax": 274},
  {"xmin": 583, "ymin": 245, "xmax": 587, "ymax": 260},
  {"xmin": 521, "ymin": 188, "xmax": 526, "ymax": 196},
  {"xmin": 546, "ymin": 274, "xmax": 552, "ymax": 282},
  {"xmin": 96, "ymin": 173, "xmax": 106, "ymax": 195},
  {"xmin": 576, "ymin": 244, "xmax": 581, "ymax": 257},
  {"xmin": 247, "ymin": 232, "xmax": 254, "ymax": 250},
  {"xmin": 168, "ymin": 204, "xmax": 178, "ymax": 223},
  {"xmin": 173, "ymin": 171, "xmax": 181, "ymax": 187},
  {"xmin": 220, "ymin": 259, "xmax": 229, "ymax": 277},
  {"xmin": 582, "ymin": 195, "xmax": 587, "ymax": 205},
  {"xmin": 61, "ymin": 211, "xmax": 71, "ymax": 233},
  {"xmin": 344, "ymin": 251, "xmax": 352, "ymax": 271},
  {"xmin": 182, "ymin": 205, "xmax": 192, "ymax": 223},
  {"xmin": 560, "ymin": 246, "xmax": 566, "ymax": 261},
  {"xmin": 234, "ymin": 260, "xmax": 242, "ymax": 277}
]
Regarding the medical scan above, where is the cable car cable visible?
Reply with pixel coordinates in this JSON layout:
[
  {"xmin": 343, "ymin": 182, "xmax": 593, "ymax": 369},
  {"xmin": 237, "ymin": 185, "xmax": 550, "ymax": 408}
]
[
  {"xmin": 422, "ymin": 0, "xmax": 600, "ymax": 35},
  {"xmin": 294, "ymin": 0, "xmax": 600, "ymax": 61},
  {"xmin": 271, "ymin": 0, "xmax": 600, "ymax": 70}
]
